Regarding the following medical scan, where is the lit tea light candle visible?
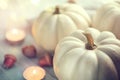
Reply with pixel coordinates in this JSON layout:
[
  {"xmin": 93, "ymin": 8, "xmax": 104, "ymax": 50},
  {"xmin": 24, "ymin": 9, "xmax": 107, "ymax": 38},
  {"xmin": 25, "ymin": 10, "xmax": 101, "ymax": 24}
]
[
  {"xmin": 23, "ymin": 66, "xmax": 46, "ymax": 80},
  {"xmin": 5, "ymin": 28, "xmax": 26, "ymax": 43}
]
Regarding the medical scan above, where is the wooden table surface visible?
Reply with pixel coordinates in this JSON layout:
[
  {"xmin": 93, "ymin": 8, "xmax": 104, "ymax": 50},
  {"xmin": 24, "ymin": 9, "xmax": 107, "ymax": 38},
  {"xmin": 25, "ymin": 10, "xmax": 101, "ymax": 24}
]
[{"xmin": 0, "ymin": 30, "xmax": 58, "ymax": 80}]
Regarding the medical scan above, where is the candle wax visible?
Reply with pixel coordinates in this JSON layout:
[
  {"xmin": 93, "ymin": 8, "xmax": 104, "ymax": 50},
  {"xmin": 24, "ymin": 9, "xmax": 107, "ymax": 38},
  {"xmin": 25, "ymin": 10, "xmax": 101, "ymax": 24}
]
[
  {"xmin": 23, "ymin": 66, "xmax": 46, "ymax": 80},
  {"xmin": 5, "ymin": 28, "xmax": 26, "ymax": 43}
]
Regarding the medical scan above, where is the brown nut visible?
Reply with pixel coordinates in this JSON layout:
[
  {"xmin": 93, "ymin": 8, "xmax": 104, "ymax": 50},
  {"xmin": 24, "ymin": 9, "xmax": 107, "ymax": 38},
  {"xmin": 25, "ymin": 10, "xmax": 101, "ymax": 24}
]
[{"xmin": 22, "ymin": 45, "xmax": 37, "ymax": 58}]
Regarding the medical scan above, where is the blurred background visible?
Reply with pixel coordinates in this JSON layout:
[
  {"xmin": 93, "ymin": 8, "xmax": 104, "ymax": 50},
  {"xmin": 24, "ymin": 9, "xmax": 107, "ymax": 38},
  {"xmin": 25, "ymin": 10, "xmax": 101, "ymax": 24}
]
[{"xmin": 0, "ymin": 0, "xmax": 117, "ymax": 31}]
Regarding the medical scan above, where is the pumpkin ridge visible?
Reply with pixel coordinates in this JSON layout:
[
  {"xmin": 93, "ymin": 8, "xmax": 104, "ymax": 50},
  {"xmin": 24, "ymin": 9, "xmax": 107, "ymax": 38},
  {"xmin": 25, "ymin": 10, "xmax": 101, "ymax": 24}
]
[
  {"xmin": 32, "ymin": 13, "xmax": 52, "ymax": 45},
  {"xmin": 56, "ymin": 14, "xmax": 77, "ymax": 41},
  {"xmin": 38, "ymin": 15, "xmax": 58, "ymax": 50},
  {"xmin": 96, "ymin": 52, "xmax": 99, "ymax": 80},
  {"xmin": 69, "ymin": 10, "xmax": 91, "ymax": 25},
  {"xmin": 92, "ymin": 2, "xmax": 120, "ymax": 37},
  {"xmin": 57, "ymin": 48, "xmax": 86, "ymax": 80},
  {"xmin": 93, "ymin": 4, "xmax": 115, "ymax": 27},
  {"xmin": 63, "ymin": 11, "xmax": 89, "ymax": 29},
  {"xmin": 98, "ymin": 39, "xmax": 120, "ymax": 47},
  {"xmin": 101, "ymin": 9, "xmax": 117, "ymax": 31},
  {"xmin": 96, "ymin": 31, "xmax": 116, "ymax": 42},
  {"xmin": 95, "ymin": 50, "xmax": 119, "ymax": 80},
  {"xmin": 54, "ymin": 37, "xmax": 84, "ymax": 64},
  {"xmin": 73, "ymin": 50, "xmax": 98, "ymax": 80},
  {"xmin": 112, "ymin": 15, "xmax": 120, "ymax": 39},
  {"xmin": 59, "ymin": 42, "xmax": 84, "ymax": 61},
  {"xmin": 54, "ymin": 15, "xmax": 59, "ymax": 45},
  {"xmin": 63, "ymin": 6, "xmax": 91, "ymax": 24},
  {"xmin": 93, "ymin": 3, "xmax": 118, "ymax": 28},
  {"xmin": 98, "ymin": 45, "xmax": 120, "ymax": 79},
  {"xmin": 61, "ymin": 47, "xmax": 85, "ymax": 58},
  {"xmin": 59, "ymin": 36, "xmax": 84, "ymax": 43},
  {"xmin": 95, "ymin": 9, "xmax": 116, "ymax": 31}
]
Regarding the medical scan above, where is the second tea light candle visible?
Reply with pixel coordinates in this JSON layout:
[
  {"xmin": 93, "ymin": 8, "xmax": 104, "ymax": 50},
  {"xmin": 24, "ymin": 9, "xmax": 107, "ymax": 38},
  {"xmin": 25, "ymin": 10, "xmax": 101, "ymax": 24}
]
[
  {"xmin": 23, "ymin": 66, "xmax": 46, "ymax": 80},
  {"xmin": 5, "ymin": 28, "xmax": 26, "ymax": 44}
]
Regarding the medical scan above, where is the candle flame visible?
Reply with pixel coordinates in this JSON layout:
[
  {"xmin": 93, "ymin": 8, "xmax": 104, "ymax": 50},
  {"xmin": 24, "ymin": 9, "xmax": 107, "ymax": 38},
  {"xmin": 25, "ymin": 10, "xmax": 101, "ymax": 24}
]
[
  {"xmin": 31, "ymin": 0, "xmax": 40, "ymax": 4},
  {"xmin": 23, "ymin": 66, "xmax": 46, "ymax": 80},
  {"xmin": 12, "ymin": 29, "xmax": 19, "ymax": 34},
  {"xmin": 33, "ymin": 69, "xmax": 37, "ymax": 74}
]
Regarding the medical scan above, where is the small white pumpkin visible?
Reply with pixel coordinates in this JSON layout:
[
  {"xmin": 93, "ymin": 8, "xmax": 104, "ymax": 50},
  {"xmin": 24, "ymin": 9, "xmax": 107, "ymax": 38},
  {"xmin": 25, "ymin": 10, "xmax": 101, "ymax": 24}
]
[
  {"xmin": 92, "ymin": 1, "xmax": 120, "ymax": 39},
  {"xmin": 76, "ymin": 0, "xmax": 114, "ymax": 17},
  {"xmin": 53, "ymin": 28, "xmax": 120, "ymax": 80},
  {"xmin": 32, "ymin": 1, "xmax": 91, "ymax": 52}
]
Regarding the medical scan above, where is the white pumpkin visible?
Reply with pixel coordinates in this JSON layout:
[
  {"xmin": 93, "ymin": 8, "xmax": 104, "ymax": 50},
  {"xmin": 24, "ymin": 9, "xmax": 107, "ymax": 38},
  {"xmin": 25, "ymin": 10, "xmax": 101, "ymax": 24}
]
[
  {"xmin": 92, "ymin": 1, "xmax": 120, "ymax": 39},
  {"xmin": 76, "ymin": 0, "xmax": 114, "ymax": 17},
  {"xmin": 53, "ymin": 28, "xmax": 120, "ymax": 80},
  {"xmin": 32, "ymin": 2, "xmax": 91, "ymax": 52}
]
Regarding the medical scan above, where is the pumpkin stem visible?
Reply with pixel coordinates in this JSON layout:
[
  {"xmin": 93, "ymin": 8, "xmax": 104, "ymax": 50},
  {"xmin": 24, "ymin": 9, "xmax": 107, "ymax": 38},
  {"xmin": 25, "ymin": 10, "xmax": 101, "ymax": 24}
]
[
  {"xmin": 53, "ymin": 6, "xmax": 60, "ymax": 14},
  {"xmin": 115, "ymin": 1, "xmax": 120, "ymax": 4},
  {"xmin": 84, "ymin": 33, "xmax": 96, "ymax": 50},
  {"xmin": 68, "ymin": 0, "xmax": 76, "ymax": 3}
]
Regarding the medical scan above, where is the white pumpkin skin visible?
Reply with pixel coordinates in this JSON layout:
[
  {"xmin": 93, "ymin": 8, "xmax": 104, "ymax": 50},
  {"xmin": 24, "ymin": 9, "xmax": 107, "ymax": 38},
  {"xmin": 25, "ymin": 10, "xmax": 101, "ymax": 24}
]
[
  {"xmin": 53, "ymin": 28, "xmax": 120, "ymax": 80},
  {"xmin": 32, "ymin": 2, "xmax": 91, "ymax": 52},
  {"xmin": 76, "ymin": 0, "xmax": 114, "ymax": 18},
  {"xmin": 92, "ymin": 2, "xmax": 120, "ymax": 39}
]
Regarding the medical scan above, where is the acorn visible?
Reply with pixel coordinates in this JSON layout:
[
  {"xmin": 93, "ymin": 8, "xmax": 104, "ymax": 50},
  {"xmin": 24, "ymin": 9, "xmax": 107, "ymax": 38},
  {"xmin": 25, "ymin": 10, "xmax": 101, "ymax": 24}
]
[
  {"xmin": 38, "ymin": 53, "xmax": 53, "ymax": 67},
  {"xmin": 22, "ymin": 45, "xmax": 37, "ymax": 58},
  {"xmin": 2, "ymin": 54, "xmax": 17, "ymax": 69}
]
